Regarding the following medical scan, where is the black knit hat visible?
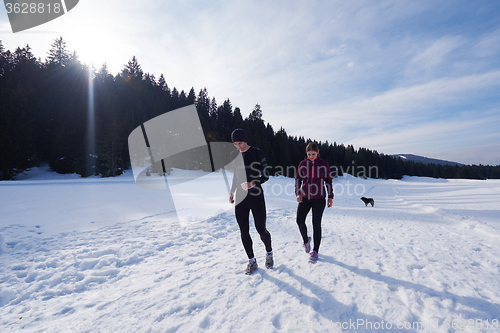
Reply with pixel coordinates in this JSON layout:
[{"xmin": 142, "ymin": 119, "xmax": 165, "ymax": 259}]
[{"xmin": 231, "ymin": 128, "xmax": 247, "ymax": 142}]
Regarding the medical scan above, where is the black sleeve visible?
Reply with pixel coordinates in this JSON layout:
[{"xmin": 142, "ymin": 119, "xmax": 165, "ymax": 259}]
[
  {"xmin": 254, "ymin": 148, "xmax": 270, "ymax": 185},
  {"xmin": 295, "ymin": 162, "xmax": 304, "ymax": 196}
]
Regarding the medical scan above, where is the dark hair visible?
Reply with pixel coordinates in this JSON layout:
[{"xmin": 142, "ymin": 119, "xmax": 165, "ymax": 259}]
[{"xmin": 305, "ymin": 142, "xmax": 319, "ymax": 153}]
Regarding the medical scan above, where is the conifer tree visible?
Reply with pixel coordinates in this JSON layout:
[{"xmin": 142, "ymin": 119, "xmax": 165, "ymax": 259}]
[
  {"xmin": 158, "ymin": 74, "xmax": 167, "ymax": 91},
  {"xmin": 216, "ymin": 99, "xmax": 233, "ymax": 140},
  {"xmin": 122, "ymin": 56, "xmax": 143, "ymax": 79},
  {"xmin": 233, "ymin": 107, "xmax": 243, "ymax": 129},
  {"xmin": 196, "ymin": 88, "xmax": 211, "ymax": 139},
  {"xmin": 0, "ymin": 40, "xmax": 7, "ymax": 78},
  {"xmin": 46, "ymin": 37, "xmax": 70, "ymax": 66},
  {"xmin": 187, "ymin": 87, "xmax": 196, "ymax": 105}
]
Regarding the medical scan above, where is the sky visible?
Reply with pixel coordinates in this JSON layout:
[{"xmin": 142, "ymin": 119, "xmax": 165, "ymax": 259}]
[{"xmin": 1, "ymin": 0, "xmax": 500, "ymax": 166}]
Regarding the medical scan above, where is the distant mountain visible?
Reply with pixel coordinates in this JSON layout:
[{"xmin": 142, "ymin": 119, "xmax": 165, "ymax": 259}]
[{"xmin": 391, "ymin": 154, "xmax": 465, "ymax": 166}]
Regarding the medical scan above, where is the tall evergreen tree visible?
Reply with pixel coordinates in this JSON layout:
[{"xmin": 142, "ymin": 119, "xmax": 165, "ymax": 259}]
[
  {"xmin": 196, "ymin": 88, "xmax": 211, "ymax": 139},
  {"xmin": 179, "ymin": 90, "xmax": 187, "ymax": 106},
  {"xmin": 216, "ymin": 99, "xmax": 233, "ymax": 140},
  {"xmin": 158, "ymin": 74, "xmax": 167, "ymax": 91},
  {"xmin": 274, "ymin": 127, "xmax": 292, "ymax": 174},
  {"xmin": 187, "ymin": 87, "xmax": 196, "ymax": 105},
  {"xmin": 0, "ymin": 41, "xmax": 7, "ymax": 78},
  {"xmin": 122, "ymin": 56, "xmax": 143, "ymax": 79},
  {"xmin": 248, "ymin": 103, "xmax": 263, "ymax": 123},
  {"xmin": 96, "ymin": 63, "xmax": 113, "ymax": 82},
  {"xmin": 233, "ymin": 107, "xmax": 243, "ymax": 129},
  {"xmin": 46, "ymin": 37, "xmax": 70, "ymax": 66},
  {"xmin": 171, "ymin": 87, "xmax": 180, "ymax": 110},
  {"xmin": 243, "ymin": 103, "xmax": 267, "ymax": 149}
]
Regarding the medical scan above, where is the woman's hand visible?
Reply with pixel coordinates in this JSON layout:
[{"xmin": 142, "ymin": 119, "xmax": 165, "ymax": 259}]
[
  {"xmin": 327, "ymin": 198, "xmax": 333, "ymax": 208},
  {"xmin": 229, "ymin": 192, "xmax": 234, "ymax": 204}
]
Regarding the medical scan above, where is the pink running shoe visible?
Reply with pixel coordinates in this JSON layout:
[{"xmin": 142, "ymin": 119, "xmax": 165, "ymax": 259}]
[
  {"xmin": 303, "ymin": 237, "xmax": 311, "ymax": 253},
  {"xmin": 309, "ymin": 251, "xmax": 318, "ymax": 263}
]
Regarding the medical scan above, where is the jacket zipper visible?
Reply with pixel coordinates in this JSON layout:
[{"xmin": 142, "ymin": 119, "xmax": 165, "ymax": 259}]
[{"xmin": 309, "ymin": 159, "xmax": 315, "ymax": 200}]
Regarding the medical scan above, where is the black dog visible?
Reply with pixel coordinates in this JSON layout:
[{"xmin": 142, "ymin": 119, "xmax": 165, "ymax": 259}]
[{"xmin": 361, "ymin": 197, "xmax": 374, "ymax": 207}]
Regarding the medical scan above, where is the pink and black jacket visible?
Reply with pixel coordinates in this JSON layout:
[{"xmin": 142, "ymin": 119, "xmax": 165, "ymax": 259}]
[{"xmin": 295, "ymin": 157, "xmax": 334, "ymax": 200}]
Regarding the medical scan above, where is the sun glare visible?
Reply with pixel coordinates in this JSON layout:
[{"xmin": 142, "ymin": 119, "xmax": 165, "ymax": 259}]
[{"xmin": 66, "ymin": 26, "xmax": 126, "ymax": 74}]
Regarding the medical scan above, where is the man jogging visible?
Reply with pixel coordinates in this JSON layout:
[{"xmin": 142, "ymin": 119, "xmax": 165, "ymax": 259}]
[{"xmin": 229, "ymin": 128, "xmax": 273, "ymax": 274}]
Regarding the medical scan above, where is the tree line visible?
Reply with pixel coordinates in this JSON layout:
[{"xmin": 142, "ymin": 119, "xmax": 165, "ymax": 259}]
[{"xmin": 1, "ymin": 38, "xmax": 499, "ymax": 181}]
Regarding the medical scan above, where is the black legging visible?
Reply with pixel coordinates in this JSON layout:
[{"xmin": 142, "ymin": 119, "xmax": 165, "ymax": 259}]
[
  {"xmin": 235, "ymin": 194, "xmax": 272, "ymax": 259},
  {"xmin": 296, "ymin": 198, "xmax": 326, "ymax": 253}
]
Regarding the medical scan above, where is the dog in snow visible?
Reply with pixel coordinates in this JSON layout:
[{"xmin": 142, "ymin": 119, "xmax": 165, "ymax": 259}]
[{"xmin": 361, "ymin": 197, "xmax": 374, "ymax": 207}]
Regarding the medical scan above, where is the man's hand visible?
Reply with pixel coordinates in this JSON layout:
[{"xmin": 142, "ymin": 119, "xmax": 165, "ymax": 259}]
[
  {"xmin": 296, "ymin": 195, "xmax": 303, "ymax": 203},
  {"xmin": 241, "ymin": 181, "xmax": 256, "ymax": 191},
  {"xmin": 327, "ymin": 198, "xmax": 333, "ymax": 208},
  {"xmin": 229, "ymin": 192, "xmax": 234, "ymax": 204}
]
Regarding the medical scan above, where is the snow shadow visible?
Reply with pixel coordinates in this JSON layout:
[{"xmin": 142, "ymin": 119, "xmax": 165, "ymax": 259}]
[
  {"xmin": 261, "ymin": 266, "xmax": 416, "ymax": 333},
  {"xmin": 321, "ymin": 255, "xmax": 500, "ymax": 322}
]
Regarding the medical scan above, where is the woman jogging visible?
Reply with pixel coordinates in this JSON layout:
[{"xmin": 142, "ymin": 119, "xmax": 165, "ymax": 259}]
[
  {"xmin": 295, "ymin": 142, "xmax": 333, "ymax": 263},
  {"xmin": 229, "ymin": 128, "xmax": 273, "ymax": 274}
]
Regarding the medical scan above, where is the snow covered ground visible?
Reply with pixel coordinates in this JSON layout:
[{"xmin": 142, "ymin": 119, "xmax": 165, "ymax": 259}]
[{"xmin": 1, "ymin": 167, "xmax": 500, "ymax": 332}]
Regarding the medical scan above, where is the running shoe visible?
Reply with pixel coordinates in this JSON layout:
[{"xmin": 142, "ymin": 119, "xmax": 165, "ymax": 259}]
[
  {"xmin": 245, "ymin": 259, "xmax": 258, "ymax": 275},
  {"xmin": 303, "ymin": 237, "xmax": 311, "ymax": 253},
  {"xmin": 309, "ymin": 251, "xmax": 318, "ymax": 263},
  {"xmin": 265, "ymin": 252, "xmax": 274, "ymax": 269}
]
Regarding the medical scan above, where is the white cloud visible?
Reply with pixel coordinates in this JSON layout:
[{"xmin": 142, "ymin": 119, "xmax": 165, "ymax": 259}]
[
  {"xmin": 430, "ymin": 143, "xmax": 500, "ymax": 166},
  {"xmin": 410, "ymin": 36, "xmax": 463, "ymax": 69},
  {"xmin": 316, "ymin": 71, "xmax": 500, "ymax": 130},
  {"xmin": 327, "ymin": 44, "xmax": 348, "ymax": 56},
  {"xmin": 474, "ymin": 28, "xmax": 500, "ymax": 59},
  {"xmin": 349, "ymin": 110, "xmax": 500, "ymax": 148},
  {"xmin": 279, "ymin": 71, "xmax": 500, "ymax": 165}
]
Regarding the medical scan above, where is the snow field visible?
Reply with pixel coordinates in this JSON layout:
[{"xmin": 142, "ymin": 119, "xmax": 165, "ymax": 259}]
[{"xmin": 1, "ymin": 170, "xmax": 500, "ymax": 332}]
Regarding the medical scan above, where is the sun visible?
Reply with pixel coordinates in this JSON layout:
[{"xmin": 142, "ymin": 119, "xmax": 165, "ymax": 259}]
[{"xmin": 65, "ymin": 25, "xmax": 132, "ymax": 74}]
